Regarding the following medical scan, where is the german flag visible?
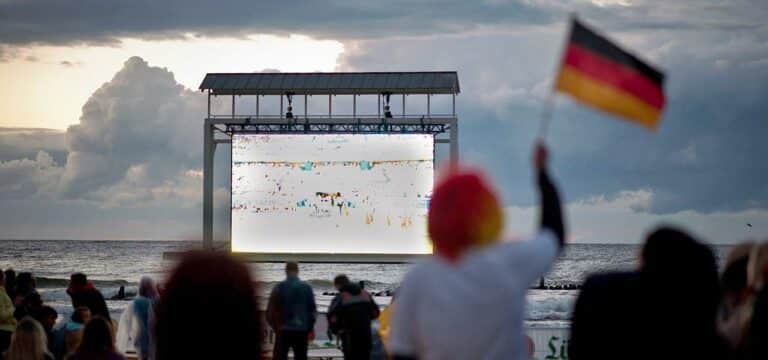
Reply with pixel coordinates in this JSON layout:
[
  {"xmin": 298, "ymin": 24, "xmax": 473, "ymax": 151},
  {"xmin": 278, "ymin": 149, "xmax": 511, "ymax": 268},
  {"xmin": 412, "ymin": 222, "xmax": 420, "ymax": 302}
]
[{"xmin": 555, "ymin": 18, "xmax": 666, "ymax": 130}]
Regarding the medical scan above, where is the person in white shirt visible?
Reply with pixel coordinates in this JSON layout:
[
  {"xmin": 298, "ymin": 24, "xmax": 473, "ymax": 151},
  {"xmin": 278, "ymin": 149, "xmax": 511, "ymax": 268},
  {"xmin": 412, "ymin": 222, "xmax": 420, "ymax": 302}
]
[{"xmin": 390, "ymin": 142, "xmax": 565, "ymax": 360}]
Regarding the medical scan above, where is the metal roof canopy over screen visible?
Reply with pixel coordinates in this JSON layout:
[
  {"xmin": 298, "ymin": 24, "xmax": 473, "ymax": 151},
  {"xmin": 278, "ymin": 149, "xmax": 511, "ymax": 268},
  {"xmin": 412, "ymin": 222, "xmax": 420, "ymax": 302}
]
[{"xmin": 199, "ymin": 72, "xmax": 460, "ymax": 95}]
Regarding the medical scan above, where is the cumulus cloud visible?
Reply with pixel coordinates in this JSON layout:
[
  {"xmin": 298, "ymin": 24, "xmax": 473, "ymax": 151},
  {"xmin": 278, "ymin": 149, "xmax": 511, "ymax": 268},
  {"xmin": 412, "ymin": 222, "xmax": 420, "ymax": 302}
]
[
  {"xmin": 0, "ymin": 56, "xmax": 234, "ymax": 239},
  {"xmin": 59, "ymin": 56, "xmax": 206, "ymax": 203},
  {"xmin": 0, "ymin": 128, "xmax": 66, "ymax": 163},
  {"xmin": 0, "ymin": 150, "xmax": 62, "ymax": 198},
  {"xmin": 0, "ymin": 57, "xmax": 228, "ymax": 207}
]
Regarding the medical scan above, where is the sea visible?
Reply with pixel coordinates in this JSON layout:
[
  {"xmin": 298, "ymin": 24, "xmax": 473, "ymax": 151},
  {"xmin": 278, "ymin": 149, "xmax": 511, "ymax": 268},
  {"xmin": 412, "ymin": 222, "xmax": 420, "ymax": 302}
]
[{"xmin": 0, "ymin": 240, "xmax": 734, "ymax": 329}]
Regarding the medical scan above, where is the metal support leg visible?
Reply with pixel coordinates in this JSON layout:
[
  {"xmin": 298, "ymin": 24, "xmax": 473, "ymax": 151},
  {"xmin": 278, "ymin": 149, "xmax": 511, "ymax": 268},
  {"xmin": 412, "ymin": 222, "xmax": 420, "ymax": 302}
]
[
  {"xmin": 203, "ymin": 118, "xmax": 215, "ymax": 250},
  {"xmin": 450, "ymin": 117, "xmax": 459, "ymax": 164},
  {"xmin": 427, "ymin": 94, "xmax": 431, "ymax": 118}
]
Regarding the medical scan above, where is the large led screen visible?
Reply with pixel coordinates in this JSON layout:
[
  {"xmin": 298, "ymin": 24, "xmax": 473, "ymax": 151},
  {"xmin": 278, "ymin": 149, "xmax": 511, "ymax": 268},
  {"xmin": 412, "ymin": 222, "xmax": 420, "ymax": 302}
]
[{"xmin": 231, "ymin": 134, "xmax": 434, "ymax": 254}]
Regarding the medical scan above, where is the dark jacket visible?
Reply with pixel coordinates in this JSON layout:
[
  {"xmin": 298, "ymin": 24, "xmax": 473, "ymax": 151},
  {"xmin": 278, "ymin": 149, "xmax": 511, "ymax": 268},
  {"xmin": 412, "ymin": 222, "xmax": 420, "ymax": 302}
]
[
  {"xmin": 745, "ymin": 287, "xmax": 768, "ymax": 360},
  {"xmin": 569, "ymin": 271, "xmax": 728, "ymax": 360},
  {"xmin": 66, "ymin": 350, "xmax": 125, "ymax": 360},
  {"xmin": 1, "ymin": 351, "xmax": 54, "ymax": 360},
  {"xmin": 13, "ymin": 290, "xmax": 42, "ymax": 320},
  {"xmin": 327, "ymin": 283, "xmax": 380, "ymax": 356},
  {"xmin": 568, "ymin": 272, "xmax": 640, "ymax": 360},
  {"xmin": 68, "ymin": 286, "xmax": 110, "ymax": 321},
  {"xmin": 266, "ymin": 276, "xmax": 316, "ymax": 332},
  {"xmin": 327, "ymin": 293, "xmax": 343, "ymax": 334}
]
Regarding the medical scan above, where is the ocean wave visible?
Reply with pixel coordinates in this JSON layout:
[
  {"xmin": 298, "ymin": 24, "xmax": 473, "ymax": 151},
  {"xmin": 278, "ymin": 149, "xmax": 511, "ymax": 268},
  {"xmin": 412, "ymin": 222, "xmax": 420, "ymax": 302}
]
[
  {"xmin": 526, "ymin": 290, "xmax": 577, "ymax": 321},
  {"xmin": 34, "ymin": 276, "xmax": 578, "ymax": 293},
  {"xmin": 37, "ymin": 286, "xmax": 575, "ymax": 323},
  {"xmin": 256, "ymin": 279, "xmax": 391, "ymax": 291},
  {"xmin": 34, "ymin": 277, "xmax": 389, "ymax": 293},
  {"xmin": 35, "ymin": 276, "xmax": 133, "ymax": 289}
]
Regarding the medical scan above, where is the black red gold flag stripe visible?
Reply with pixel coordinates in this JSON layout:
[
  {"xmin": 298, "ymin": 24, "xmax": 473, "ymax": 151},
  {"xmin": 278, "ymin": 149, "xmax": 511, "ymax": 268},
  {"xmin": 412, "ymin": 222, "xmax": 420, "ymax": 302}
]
[{"xmin": 555, "ymin": 18, "xmax": 666, "ymax": 130}]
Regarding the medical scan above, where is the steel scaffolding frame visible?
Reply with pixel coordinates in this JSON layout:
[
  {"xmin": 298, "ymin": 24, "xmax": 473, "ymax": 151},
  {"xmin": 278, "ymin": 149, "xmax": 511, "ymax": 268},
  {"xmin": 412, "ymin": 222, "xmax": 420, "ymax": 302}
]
[{"xmin": 197, "ymin": 72, "xmax": 460, "ymax": 263}]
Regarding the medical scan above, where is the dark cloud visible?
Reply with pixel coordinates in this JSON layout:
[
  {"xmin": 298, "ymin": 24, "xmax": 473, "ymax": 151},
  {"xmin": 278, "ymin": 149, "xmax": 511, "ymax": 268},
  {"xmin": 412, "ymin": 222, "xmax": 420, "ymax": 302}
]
[
  {"xmin": 569, "ymin": 0, "xmax": 768, "ymax": 32},
  {"xmin": 338, "ymin": 20, "xmax": 768, "ymax": 214},
  {"xmin": 0, "ymin": 0, "xmax": 552, "ymax": 49},
  {"xmin": 0, "ymin": 197, "xmax": 217, "ymax": 240},
  {"xmin": 0, "ymin": 0, "xmax": 764, "ymax": 55}
]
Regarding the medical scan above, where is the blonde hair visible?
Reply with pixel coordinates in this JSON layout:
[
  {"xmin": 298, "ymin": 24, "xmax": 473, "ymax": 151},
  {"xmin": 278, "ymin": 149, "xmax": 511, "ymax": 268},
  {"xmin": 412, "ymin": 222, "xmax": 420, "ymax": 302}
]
[
  {"xmin": 6, "ymin": 317, "xmax": 50, "ymax": 360},
  {"xmin": 747, "ymin": 242, "xmax": 768, "ymax": 291}
]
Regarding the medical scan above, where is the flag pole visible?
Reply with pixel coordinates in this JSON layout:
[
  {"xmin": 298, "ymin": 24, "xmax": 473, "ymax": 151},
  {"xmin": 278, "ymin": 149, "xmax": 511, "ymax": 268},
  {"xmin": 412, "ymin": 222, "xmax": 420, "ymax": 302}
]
[
  {"xmin": 538, "ymin": 91, "xmax": 556, "ymax": 140},
  {"xmin": 538, "ymin": 14, "xmax": 574, "ymax": 141}
]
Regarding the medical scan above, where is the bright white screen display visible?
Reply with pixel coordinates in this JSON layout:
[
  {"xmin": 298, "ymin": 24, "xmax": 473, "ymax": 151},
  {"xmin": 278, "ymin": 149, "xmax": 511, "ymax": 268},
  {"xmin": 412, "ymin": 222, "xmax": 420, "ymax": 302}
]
[{"xmin": 231, "ymin": 134, "xmax": 434, "ymax": 254}]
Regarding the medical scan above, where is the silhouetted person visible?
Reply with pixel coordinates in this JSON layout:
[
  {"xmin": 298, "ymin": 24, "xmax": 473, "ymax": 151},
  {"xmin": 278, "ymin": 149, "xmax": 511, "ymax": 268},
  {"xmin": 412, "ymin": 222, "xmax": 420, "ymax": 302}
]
[
  {"xmin": 115, "ymin": 286, "xmax": 125, "ymax": 300},
  {"xmin": 744, "ymin": 242, "xmax": 768, "ymax": 360},
  {"xmin": 67, "ymin": 273, "xmax": 110, "ymax": 322},
  {"xmin": 327, "ymin": 274, "xmax": 350, "ymax": 336},
  {"xmin": 746, "ymin": 286, "xmax": 768, "ymax": 360},
  {"xmin": 3, "ymin": 269, "xmax": 16, "ymax": 305},
  {"xmin": 267, "ymin": 261, "xmax": 317, "ymax": 360},
  {"xmin": 13, "ymin": 272, "xmax": 42, "ymax": 321},
  {"xmin": 154, "ymin": 251, "xmax": 261, "ymax": 360},
  {"xmin": 4, "ymin": 317, "xmax": 54, "ymax": 360},
  {"xmin": 0, "ymin": 269, "xmax": 16, "ymax": 354},
  {"xmin": 717, "ymin": 243, "xmax": 754, "ymax": 355},
  {"xmin": 390, "ymin": 142, "xmax": 565, "ymax": 360},
  {"xmin": 67, "ymin": 316, "xmax": 124, "ymax": 360},
  {"xmin": 569, "ymin": 227, "xmax": 727, "ymax": 360},
  {"xmin": 328, "ymin": 279, "xmax": 380, "ymax": 359}
]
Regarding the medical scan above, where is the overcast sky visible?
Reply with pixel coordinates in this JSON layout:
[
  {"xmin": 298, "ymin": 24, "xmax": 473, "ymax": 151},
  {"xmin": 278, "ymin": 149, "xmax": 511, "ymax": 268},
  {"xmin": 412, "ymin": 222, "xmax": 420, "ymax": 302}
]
[{"xmin": 0, "ymin": 0, "xmax": 766, "ymax": 244}]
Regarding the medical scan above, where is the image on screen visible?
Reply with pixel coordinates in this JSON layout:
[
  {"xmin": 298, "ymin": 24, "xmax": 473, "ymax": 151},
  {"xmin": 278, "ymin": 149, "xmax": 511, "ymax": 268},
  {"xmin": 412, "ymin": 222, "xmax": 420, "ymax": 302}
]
[{"xmin": 231, "ymin": 134, "xmax": 434, "ymax": 254}]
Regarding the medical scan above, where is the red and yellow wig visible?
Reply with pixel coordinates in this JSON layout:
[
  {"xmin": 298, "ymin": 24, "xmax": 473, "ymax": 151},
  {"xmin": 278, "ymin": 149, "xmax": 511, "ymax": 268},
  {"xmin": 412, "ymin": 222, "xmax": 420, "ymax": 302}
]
[{"xmin": 428, "ymin": 170, "xmax": 503, "ymax": 261}]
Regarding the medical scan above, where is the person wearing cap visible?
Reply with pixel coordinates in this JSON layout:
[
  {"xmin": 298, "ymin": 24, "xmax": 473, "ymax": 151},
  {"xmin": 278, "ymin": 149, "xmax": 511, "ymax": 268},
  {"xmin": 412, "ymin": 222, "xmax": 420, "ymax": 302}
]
[
  {"xmin": 327, "ymin": 275, "xmax": 380, "ymax": 359},
  {"xmin": 389, "ymin": 142, "xmax": 565, "ymax": 360}
]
